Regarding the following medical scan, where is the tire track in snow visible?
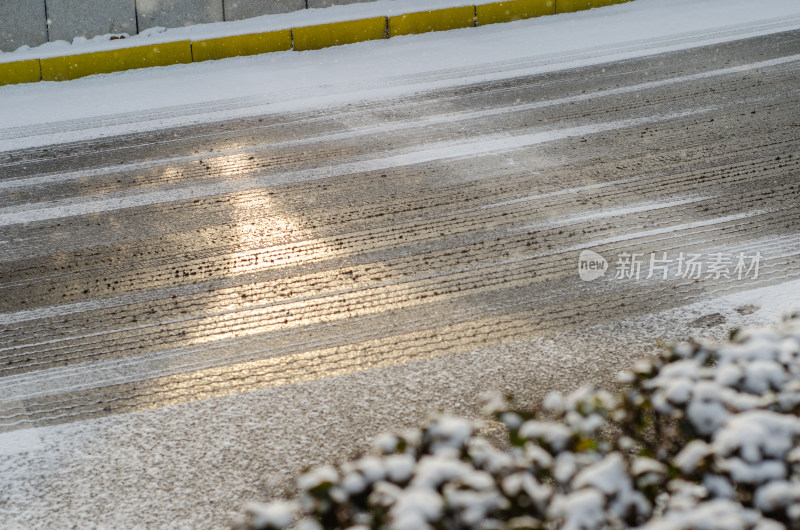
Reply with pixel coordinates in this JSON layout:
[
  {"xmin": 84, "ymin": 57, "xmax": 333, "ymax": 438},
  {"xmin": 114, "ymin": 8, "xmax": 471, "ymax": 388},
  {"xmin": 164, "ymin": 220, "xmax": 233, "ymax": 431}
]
[{"xmin": 1, "ymin": 31, "xmax": 799, "ymax": 432}]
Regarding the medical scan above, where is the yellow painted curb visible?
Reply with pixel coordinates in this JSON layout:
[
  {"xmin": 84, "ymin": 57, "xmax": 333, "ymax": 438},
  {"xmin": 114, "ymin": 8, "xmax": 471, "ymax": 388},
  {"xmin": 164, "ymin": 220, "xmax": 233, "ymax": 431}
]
[
  {"xmin": 40, "ymin": 40, "xmax": 193, "ymax": 81},
  {"xmin": 556, "ymin": 0, "xmax": 630, "ymax": 14},
  {"xmin": 293, "ymin": 17, "xmax": 387, "ymax": 52},
  {"xmin": 389, "ymin": 6, "xmax": 476, "ymax": 37},
  {"xmin": 0, "ymin": 59, "xmax": 41, "ymax": 86},
  {"xmin": 192, "ymin": 30, "xmax": 292, "ymax": 62},
  {"xmin": 477, "ymin": 0, "xmax": 554, "ymax": 25}
]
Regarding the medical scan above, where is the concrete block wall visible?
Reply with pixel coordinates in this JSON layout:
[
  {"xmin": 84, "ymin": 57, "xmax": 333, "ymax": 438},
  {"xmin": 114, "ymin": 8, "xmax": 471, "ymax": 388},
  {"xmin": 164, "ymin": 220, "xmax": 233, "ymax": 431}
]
[
  {"xmin": 136, "ymin": 0, "xmax": 223, "ymax": 31},
  {"xmin": 223, "ymin": 0, "xmax": 307, "ymax": 21},
  {"xmin": 46, "ymin": 0, "xmax": 137, "ymax": 42},
  {"xmin": 0, "ymin": 0, "xmax": 48, "ymax": 51},
  {"xmin": 0, "ymin": 0, "xmax": 377, "ymax": 52},
  {"xmin": 307, "ymin": 0, "xmax": 376, "ymax": 7}
]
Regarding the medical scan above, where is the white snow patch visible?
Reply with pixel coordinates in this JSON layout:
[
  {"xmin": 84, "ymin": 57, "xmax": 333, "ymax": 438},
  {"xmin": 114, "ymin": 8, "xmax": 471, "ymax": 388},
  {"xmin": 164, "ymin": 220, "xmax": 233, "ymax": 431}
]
[{"xmin": 0, "ymin": 426, "xmax": 45, "ymax": 456}]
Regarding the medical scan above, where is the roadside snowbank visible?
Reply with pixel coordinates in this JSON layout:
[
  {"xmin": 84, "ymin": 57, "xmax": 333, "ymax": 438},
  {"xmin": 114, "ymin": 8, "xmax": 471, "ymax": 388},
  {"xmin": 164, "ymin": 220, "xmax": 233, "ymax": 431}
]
[
  {"xmin": 1, "ymin": 0, "xmax": 799, "ymax": 152},
  {"xmin": 0, "ymin": 0, "xmax": 475, "ymax": 61}
]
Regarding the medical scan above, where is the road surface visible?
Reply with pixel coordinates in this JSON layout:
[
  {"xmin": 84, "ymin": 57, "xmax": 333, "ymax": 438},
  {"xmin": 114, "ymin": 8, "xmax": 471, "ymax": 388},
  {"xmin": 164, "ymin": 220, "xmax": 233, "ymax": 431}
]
[{"xmin": 1, "ymin": 27, "xmax": 799, "ymax": 528}]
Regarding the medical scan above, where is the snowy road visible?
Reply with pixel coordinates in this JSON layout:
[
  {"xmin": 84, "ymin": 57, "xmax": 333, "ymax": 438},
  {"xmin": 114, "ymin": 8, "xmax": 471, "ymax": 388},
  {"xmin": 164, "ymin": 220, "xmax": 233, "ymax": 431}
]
[{"xmin": 2, "ymin": 8, "xmax": 800, "ymax": 529}]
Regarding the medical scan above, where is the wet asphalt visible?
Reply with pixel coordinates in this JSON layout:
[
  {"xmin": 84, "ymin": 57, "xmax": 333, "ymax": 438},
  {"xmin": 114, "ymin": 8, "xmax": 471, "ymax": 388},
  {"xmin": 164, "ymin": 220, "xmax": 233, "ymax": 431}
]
[{"xmin": 1, "ymin": 29, "xmax": 799, "ymax": 528}]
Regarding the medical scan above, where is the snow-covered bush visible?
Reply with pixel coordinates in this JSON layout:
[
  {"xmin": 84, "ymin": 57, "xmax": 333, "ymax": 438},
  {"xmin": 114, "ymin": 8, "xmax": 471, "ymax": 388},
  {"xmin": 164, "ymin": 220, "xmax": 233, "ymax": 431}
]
[{"xmin": 236, "ymin": 316, "xmax": 800, "ymax": 530}]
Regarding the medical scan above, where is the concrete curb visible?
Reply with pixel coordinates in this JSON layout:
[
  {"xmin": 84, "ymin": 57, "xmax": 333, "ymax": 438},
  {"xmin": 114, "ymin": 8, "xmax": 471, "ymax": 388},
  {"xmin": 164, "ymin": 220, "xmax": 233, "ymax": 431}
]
[{"xmin": 0, "ymin": 0, "xmax": 631, "ymax": 86}]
